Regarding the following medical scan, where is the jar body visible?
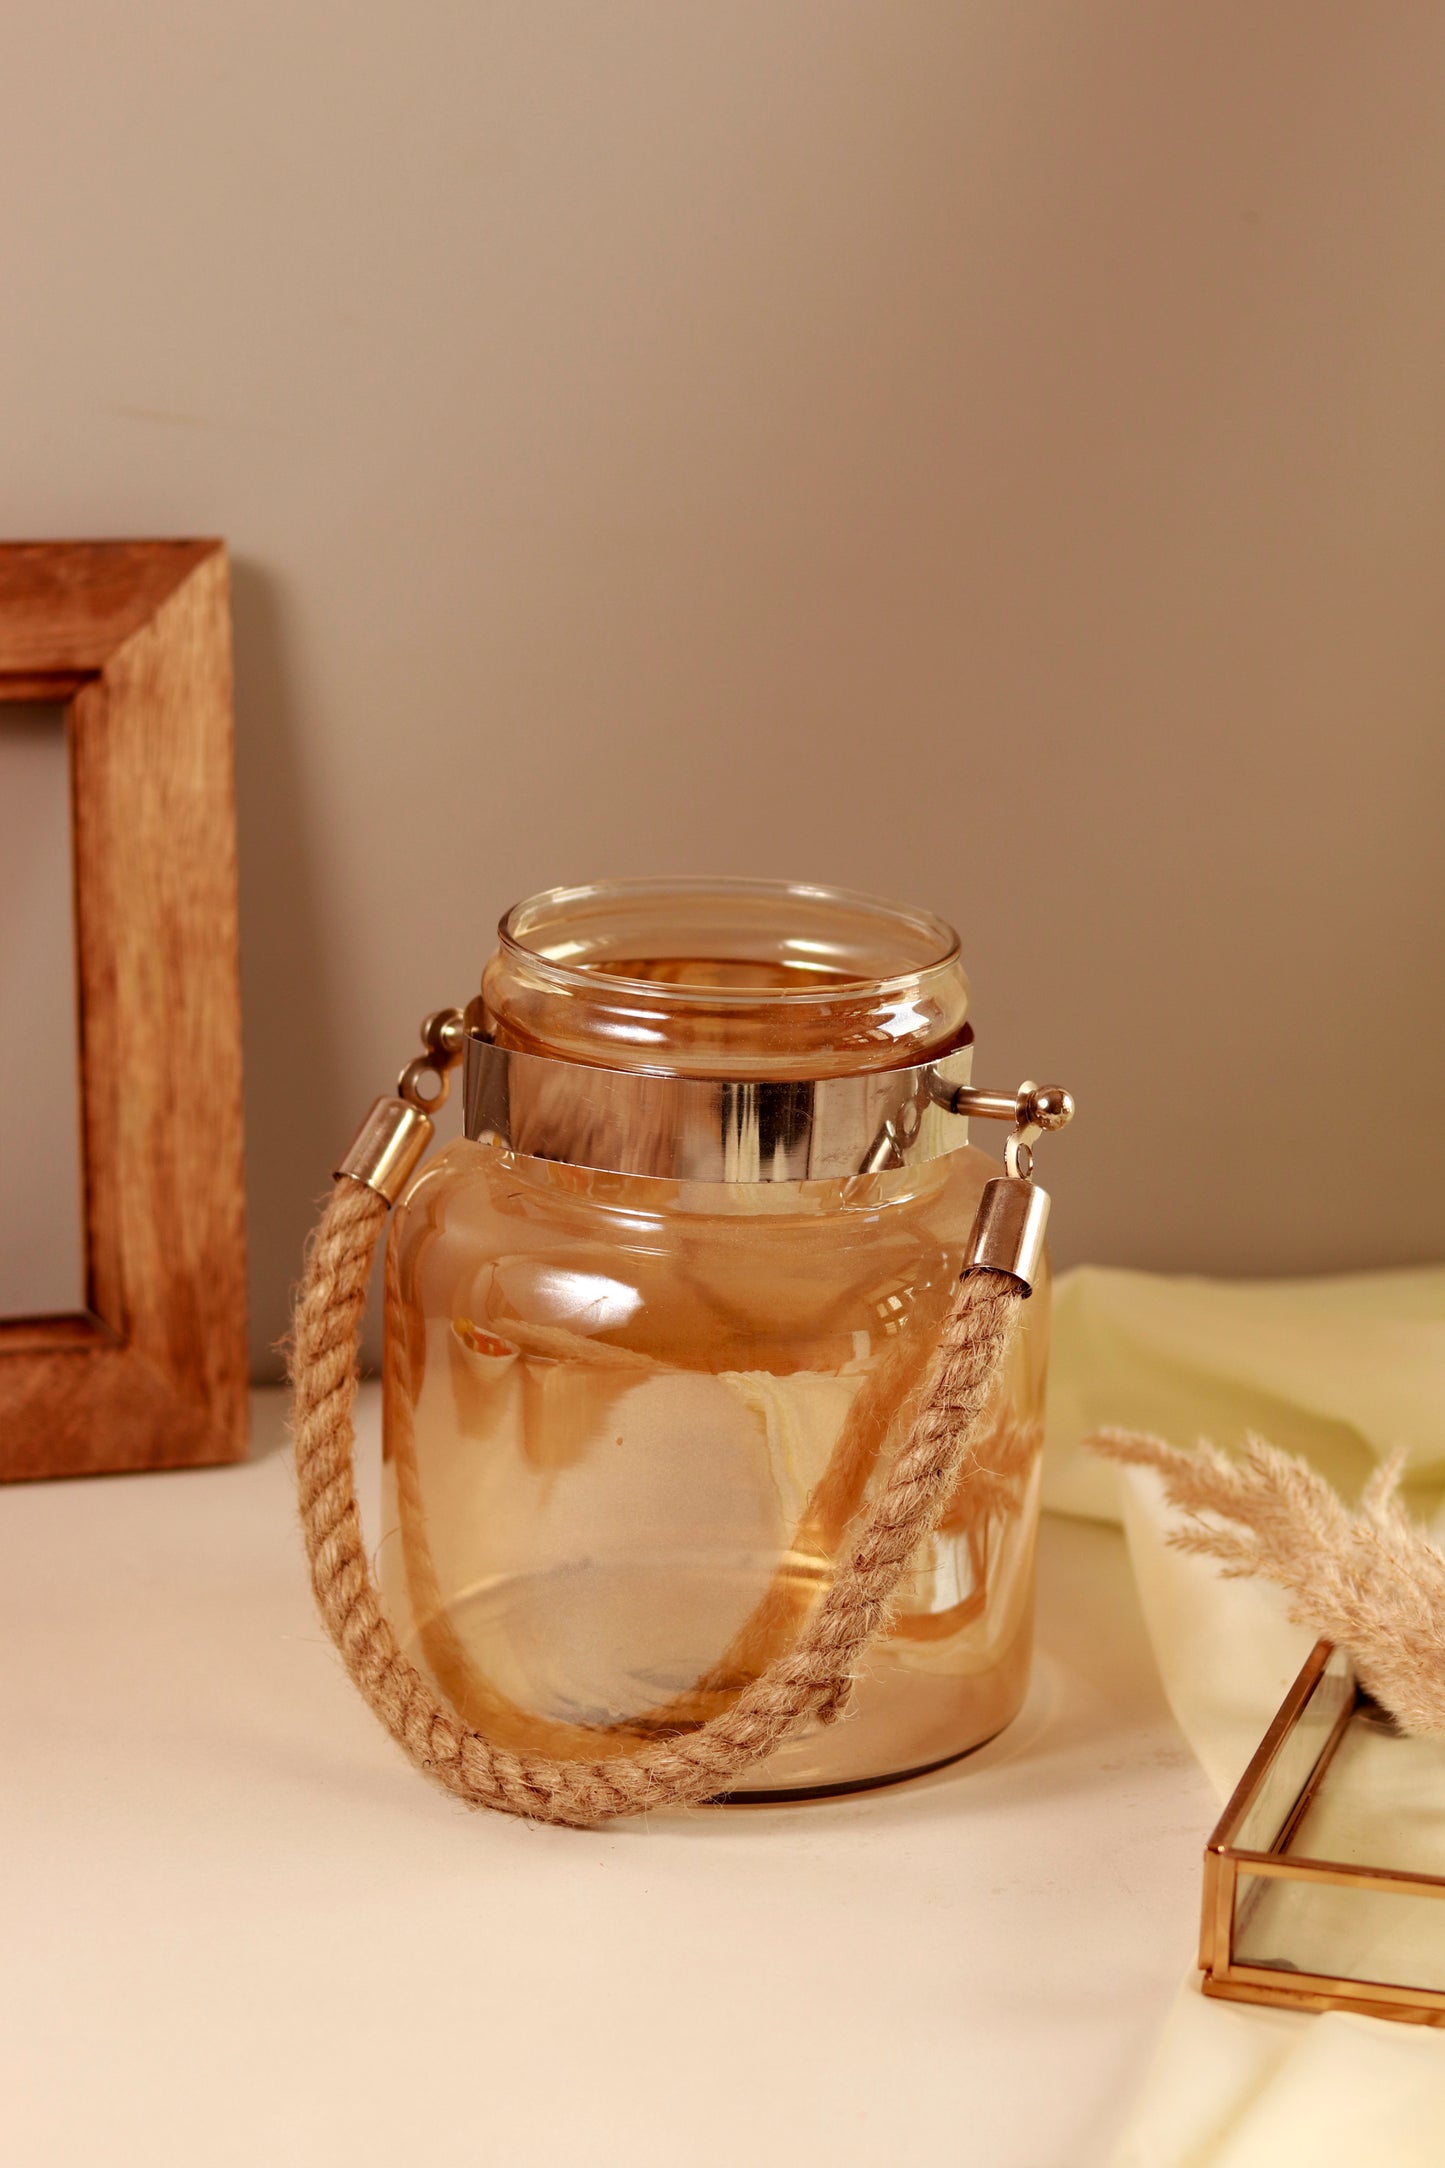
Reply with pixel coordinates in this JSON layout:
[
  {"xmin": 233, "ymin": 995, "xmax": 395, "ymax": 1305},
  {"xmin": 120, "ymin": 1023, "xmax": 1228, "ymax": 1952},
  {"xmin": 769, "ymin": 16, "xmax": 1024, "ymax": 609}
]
[{"xmin": 381, "ymin": 1137, "xmax": 1048, "ymax": 1795}]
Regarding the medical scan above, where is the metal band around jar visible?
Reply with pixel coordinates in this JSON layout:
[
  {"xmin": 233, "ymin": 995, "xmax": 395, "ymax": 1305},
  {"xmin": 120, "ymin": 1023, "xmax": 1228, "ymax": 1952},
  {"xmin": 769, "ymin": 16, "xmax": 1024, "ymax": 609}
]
[{"xmin": 460, "ymin": 1031, "xmax": 978, "ymax": 1184}]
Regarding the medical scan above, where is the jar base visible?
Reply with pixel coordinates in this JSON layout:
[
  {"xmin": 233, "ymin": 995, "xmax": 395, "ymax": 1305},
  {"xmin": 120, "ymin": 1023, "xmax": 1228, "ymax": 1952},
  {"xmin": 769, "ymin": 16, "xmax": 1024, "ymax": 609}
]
[
  {"xmin": 390, "ymin": 1541, "xmax": 1035, "ymax": 1798},
  {"xmin": 716, "ymin": 1726, "xmax": 1015, "ymax": 1806}
]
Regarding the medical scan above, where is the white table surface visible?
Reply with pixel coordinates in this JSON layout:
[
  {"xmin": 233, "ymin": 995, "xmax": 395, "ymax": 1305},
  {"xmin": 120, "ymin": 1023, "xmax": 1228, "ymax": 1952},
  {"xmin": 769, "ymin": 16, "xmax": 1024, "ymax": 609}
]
[{"xmin": 2, "ymin": 1387, "xmax": 1216, "ymax": 2168}]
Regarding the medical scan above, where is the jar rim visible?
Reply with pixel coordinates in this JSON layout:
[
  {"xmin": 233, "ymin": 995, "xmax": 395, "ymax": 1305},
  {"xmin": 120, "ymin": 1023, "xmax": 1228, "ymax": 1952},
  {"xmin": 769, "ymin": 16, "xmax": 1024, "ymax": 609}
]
[{"xmin": 496, "ymin": 875, "xmax": 962, "ymax": 1009}]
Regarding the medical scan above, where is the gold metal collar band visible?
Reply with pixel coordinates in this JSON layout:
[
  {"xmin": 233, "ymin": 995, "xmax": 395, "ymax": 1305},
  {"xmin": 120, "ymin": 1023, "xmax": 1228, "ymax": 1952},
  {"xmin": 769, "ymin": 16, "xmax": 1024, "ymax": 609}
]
[{"xmin": 460, "ymin": 1029, "xmax": 1073, "ymax": 1186}]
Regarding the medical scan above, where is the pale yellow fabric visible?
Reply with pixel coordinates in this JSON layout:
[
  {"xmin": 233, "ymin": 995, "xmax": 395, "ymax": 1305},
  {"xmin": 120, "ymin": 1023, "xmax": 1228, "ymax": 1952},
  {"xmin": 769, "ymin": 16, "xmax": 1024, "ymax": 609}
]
[
  {"xmin": 1114, "ymin": 1989, "xmax": 1445, "ymax": 2168},
  {"xmin": 1041, "ymin": 1264, "xmax": 1445, "ymax": 2167},
  {"xmin": 1044, "ymin": 1264, "xmax": 1445, "ymax": 1522}
]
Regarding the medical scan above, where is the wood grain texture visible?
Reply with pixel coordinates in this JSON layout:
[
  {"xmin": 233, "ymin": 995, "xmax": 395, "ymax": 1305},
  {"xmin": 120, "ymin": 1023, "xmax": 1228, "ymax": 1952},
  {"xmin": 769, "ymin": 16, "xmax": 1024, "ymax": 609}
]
[
  {"xmin": 0, "ymin": 541, "xmax": 248, "ymax": 1478},
  {"xmin": 0, "ymin": 541, "xmax": 216, "ymax": 674}
]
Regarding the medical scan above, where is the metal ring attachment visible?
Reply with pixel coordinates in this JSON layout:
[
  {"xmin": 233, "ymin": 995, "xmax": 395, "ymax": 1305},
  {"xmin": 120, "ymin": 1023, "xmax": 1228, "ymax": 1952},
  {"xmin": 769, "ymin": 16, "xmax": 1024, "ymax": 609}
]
[{"xmin": 398, "ymin": 1007, "xmax": 465, "ymax": 1113}]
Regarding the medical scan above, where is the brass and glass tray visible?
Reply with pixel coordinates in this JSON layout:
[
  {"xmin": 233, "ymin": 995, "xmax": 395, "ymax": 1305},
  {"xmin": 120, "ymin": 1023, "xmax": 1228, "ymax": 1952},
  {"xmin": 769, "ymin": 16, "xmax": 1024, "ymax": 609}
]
[{"xmin": 1202, "ymin": 1641, "xmax": 1445, "ymax": 2025}]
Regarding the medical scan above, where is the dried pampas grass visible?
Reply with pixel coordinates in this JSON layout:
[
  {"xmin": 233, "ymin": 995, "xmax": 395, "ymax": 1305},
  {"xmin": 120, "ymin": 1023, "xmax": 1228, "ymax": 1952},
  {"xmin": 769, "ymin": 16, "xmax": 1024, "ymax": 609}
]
[{"xmin": 1090, "ymin": 1428, "xmax": 1445, "ymax": 1739}]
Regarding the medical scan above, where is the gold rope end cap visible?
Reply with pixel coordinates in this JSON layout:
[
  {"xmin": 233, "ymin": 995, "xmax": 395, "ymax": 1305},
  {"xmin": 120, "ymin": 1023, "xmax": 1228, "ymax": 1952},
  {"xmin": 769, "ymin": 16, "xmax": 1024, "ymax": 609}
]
[
  {"xmin": 965, "ymin": 1176, "xmax": 1050, "ymax": 1296},
  {"xmin": 334, "ymin": 1097, "xmax": 434, "ymax": 1205}
]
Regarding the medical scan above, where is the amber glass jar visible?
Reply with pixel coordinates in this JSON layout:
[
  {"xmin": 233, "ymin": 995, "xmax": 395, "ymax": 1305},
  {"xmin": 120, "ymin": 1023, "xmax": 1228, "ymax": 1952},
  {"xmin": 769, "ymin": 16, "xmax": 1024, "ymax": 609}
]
[{"xmin": 381, "ymin": 879, "xmax": 1048, "ymax": 1797}]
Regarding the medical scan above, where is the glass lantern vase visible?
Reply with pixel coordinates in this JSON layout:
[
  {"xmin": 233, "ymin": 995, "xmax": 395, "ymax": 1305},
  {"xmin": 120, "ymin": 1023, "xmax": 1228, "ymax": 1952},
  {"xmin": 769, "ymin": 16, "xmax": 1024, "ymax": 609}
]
[{"xmin": 379, "ymin": 877, "xmax": 1051, "ymax": 1799}]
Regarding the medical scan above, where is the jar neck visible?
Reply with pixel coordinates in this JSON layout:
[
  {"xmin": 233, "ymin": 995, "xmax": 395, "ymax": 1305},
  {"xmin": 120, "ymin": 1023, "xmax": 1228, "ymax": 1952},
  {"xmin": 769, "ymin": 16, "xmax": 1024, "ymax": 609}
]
[{"xmin": 478, "ymin": 877, "xmax": 971, "ymax": 1080}]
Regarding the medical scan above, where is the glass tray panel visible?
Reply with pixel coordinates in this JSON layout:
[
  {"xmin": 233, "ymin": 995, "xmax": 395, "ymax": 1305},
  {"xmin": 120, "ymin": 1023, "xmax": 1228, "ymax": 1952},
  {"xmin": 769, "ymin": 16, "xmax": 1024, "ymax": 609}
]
[{"xmin": 1236, "ymin": 1871, "xmax": 1445, "ymax": 1997}]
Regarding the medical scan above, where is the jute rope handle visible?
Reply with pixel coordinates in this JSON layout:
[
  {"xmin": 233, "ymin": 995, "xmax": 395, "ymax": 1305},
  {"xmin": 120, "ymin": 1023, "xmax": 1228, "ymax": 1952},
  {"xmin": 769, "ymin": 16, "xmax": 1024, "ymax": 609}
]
[
  {"xmin": 289, "ymin": 1031, "xmax": 1060, "ymax": 1826},
  {"xmin": 291, "ymin": 1180, "xmax": 1031, "ymax": 1825}
]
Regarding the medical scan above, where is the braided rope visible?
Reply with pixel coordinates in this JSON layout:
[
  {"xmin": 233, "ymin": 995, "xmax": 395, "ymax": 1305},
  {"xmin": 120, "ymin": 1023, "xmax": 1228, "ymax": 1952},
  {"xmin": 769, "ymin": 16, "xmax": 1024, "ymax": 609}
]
[{"xmin": 290, "ymin": 1176, "xmax": 1023, "ymax": 1825}]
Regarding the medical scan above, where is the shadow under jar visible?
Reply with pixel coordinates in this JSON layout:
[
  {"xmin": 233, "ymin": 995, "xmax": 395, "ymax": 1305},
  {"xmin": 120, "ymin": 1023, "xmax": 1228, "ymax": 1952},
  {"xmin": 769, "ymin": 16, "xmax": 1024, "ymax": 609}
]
[{"xmin": 381, "ymin": 878, "xmax": 1049, "ymax": 1799}]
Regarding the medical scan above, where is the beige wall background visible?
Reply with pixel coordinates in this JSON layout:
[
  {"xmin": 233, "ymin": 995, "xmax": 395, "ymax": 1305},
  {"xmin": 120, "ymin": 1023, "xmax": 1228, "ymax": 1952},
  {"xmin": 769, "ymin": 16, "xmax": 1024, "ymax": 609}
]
[{"xmin": 2, "ymin": 3, "xmax": 1442, "ymax": 1377}]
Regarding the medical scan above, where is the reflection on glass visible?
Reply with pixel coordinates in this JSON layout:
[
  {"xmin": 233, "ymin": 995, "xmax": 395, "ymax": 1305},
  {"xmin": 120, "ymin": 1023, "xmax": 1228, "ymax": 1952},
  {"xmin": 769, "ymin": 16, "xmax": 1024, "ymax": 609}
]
[{"xmin": 0, "ymin": 704, "xmax": 86, "ymax": 1317}]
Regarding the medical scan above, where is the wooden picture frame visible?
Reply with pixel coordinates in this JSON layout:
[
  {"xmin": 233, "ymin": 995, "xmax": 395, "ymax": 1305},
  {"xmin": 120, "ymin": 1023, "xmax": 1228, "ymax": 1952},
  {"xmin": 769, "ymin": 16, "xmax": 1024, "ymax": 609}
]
[{"xmin": 0, "ymin": 540, "xmax": 247, "ymax": 1478}]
